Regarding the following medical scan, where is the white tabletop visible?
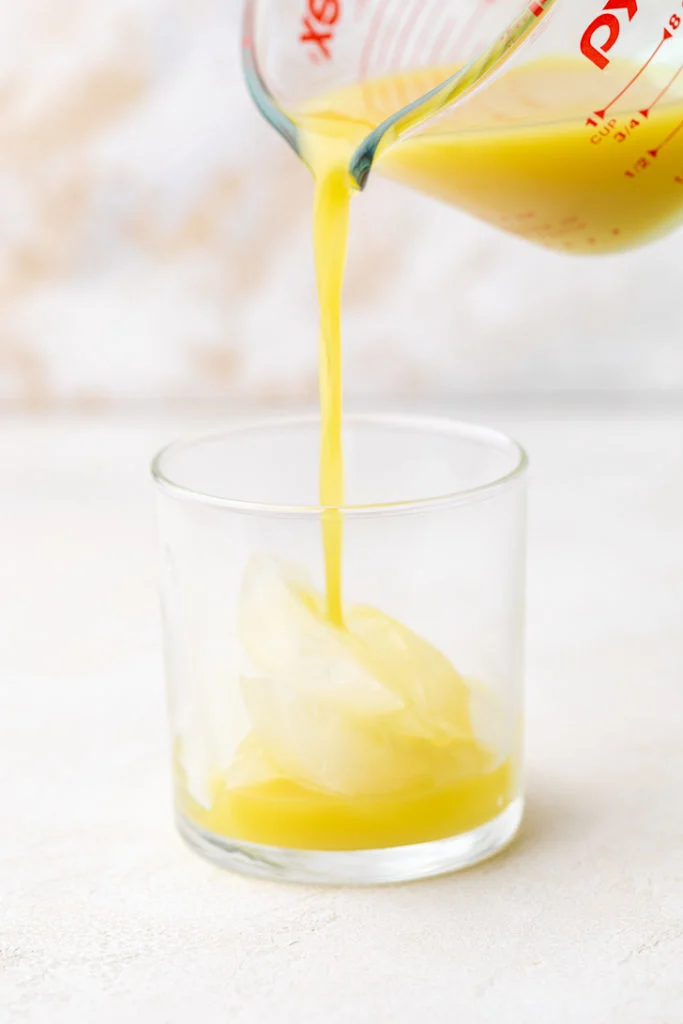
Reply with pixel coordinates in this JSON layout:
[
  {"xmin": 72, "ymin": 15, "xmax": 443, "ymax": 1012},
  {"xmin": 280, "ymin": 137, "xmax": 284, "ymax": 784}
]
[{"xmin": 2, "ymin": 408, "xmax": 682, "ymax": 1024}]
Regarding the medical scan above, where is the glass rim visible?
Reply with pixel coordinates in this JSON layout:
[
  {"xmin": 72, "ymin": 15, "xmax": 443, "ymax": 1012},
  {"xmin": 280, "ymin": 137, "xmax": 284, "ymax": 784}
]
[{"xmin": 151, "ymin": 413, "xmax": 528, "ymax": 519}]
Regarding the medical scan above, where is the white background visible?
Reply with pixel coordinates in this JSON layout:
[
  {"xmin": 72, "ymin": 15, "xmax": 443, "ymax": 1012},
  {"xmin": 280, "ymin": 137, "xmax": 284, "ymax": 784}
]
[{"xmin": 1, "ymin": 0, "xmax": 682, "ymax": 407}]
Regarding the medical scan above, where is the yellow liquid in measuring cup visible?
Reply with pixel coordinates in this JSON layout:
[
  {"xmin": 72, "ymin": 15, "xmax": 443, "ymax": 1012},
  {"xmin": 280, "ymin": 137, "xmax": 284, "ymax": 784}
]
[
  {"xmin": 302, "ymin": 56, "xmax": 683, "ymax": 253},
  {"xmin": 182, "ymin": 56, "xmax": 683, "ymax": 853}
]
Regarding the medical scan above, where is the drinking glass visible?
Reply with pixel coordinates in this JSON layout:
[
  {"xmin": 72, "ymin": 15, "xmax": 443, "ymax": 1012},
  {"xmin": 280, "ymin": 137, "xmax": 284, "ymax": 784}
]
[{"xmin": 152, "ymin": 414, "xmax": 527, "ymax": 884}]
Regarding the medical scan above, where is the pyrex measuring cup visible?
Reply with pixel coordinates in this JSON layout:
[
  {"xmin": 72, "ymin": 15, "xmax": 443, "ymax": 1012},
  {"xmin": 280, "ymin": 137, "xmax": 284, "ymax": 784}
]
[{"xmin": 243, "ymin": 0, "xmax": 683, "ymax": 252}]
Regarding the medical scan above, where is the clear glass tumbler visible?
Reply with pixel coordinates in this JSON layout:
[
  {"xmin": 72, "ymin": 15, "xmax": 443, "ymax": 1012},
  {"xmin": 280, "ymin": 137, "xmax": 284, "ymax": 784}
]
[{"xmin": 152, "ymin": 414, "xmax": 527, "ymax": 885}]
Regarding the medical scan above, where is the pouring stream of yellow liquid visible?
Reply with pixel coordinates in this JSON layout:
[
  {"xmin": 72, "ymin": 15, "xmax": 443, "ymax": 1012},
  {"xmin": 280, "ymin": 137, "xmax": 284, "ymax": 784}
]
[{"xmin": 180, "ymin": 57, "xmax": 683, "ymax": 850}]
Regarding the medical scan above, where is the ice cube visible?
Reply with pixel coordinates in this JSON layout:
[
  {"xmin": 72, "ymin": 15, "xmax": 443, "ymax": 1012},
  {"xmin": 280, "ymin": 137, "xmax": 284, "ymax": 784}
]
[
  {"xmin": 468, "ymin": 680, "xmax": 511, "ymax": 762},
  {"xmin": 240, "ymin": 675, "xmax": 431, "ymax": 796},
  {"xmin": 223, "ymin": 733, "xmax": 284, "ymax": 790},
  {"xmin": 347, "ymin": 605, "xmax": 474, "ymax": 743},
  {"xmin": 239, "ymin": 555, "xmax": 404, "ymax": 717},
  {"xmin": 233, "ymin": 555, "xmax": 497, "ymax": 798}
]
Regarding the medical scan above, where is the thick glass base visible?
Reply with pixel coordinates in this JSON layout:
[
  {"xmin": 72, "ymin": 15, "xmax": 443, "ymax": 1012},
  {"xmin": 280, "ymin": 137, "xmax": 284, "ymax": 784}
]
[{"xmin": 176, "ymin": 798, "xmax": 524, "ymax": 885}]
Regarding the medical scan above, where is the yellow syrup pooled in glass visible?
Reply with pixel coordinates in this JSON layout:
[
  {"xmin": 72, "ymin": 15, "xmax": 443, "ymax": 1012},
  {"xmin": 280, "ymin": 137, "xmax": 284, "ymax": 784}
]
[{"xmin": 181, "ymin": 55, "xmax": 683, "ymax": 850}]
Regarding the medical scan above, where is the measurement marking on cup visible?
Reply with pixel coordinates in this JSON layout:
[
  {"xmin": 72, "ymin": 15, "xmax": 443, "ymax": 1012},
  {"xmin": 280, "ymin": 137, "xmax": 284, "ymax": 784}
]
[
  {"xmin": 417, "ymin": 4, "xmax": 454, "ymax": 68},
  {"xmin": 581, "ymin": 0, "xmax": 639, "ymax": 72},
  {"xmin": 450, "ymin": 8, "xmax": 479, "ymax": 57},
  {"xmin": 587, "ymin": 117, "xmax": 618, "ymax": 144},
  {"xmin": 586, "ymin": 4, "xmax": 683, "ymax": 133},
  {"xmin": 640, "ymin": 64, "xmax": 683, "ymax": 118},
  {"xmin": 374, "ymin": 10, "xmax": 405, "ymax": 75},
  {"xmin": 377, "ymin": 0, "xmax": 436, "ymax": 77},
  {"xmin": 300, "ymin": 0, "xmax": 342, "ymax": 61},
  {"xmin": 452, "ymin": 0, "xmax": 495, "ymax": 56},
  {"xmin": 612, "ymin": 118, "xmax": 644, "ymax": 143},
  {"xmin": 360, "ymin": 0, "xmax": 393, "ymax": 77},
  {"xmin": 651, "ymin": 117, "xmax": 683, "ymax": 156},
  {"xmin": 625, "ymin": 117, "xmax": 683, "ymax": 176},
  {"xmin": 429, "ymin": 17, "xmax": 459, "ymax": 66},
  {"xmin": 390, "ymin": 0, "xmax": 430, "ymax": 70},
  {"xmin": 399, "ymin": 0, "xmax": 443, "ymax": 77},
  {"xmin": 589, "ymin": 26, "xmax": 672, "ymax": 120},
  {"xmin": 528, "ymin": 0, "xmax": 552, "ymax": 16}
]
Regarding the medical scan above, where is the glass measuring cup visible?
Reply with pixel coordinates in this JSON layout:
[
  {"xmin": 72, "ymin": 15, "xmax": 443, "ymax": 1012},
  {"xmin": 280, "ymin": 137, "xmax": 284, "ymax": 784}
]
[{"xmin": 243, "ymin": 0, "xmax": 683, "ymax": 252}]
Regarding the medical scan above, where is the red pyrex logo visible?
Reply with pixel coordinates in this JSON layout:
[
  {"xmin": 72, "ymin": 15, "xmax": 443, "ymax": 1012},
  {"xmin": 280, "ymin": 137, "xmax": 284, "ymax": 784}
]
[
  {"xmin": 581, "ymin": 0, "xmax": 638, "ymax": 70},
  {"xmin": 300, "ymin": 0, "xmax": 341, "ymax": 60}
]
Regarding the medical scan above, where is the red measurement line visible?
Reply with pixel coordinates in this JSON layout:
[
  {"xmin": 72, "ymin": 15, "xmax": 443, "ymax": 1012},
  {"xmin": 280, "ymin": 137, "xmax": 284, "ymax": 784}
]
[
  {"xmin": 360, "ymin": 0, "xmax": 393, "ymax": 79},
  {"xmin": 431, "ymin": 17, "xmax": 463, "ymax": 66},
  {"xmin": 375, "ymin": 11, "xmax": 407, "ymax": 75},
  {"xmin": 408, "ymin": 0, "xmax": 445, "ymax": 75},
  {"xmin": 595, "ymin": 27, "xmax": 672, "ymax": 119},
  {"xmin": 529, "ymin": 1, "xmax": 544, "ymax": 14},
  {"xmin": 651, "ymin": 117, "xmax": 683, "ymax": 156},
  {"xmin": 451, "ymin": 0, "xmax": 501, "ymax": 59},
  {"xmin": 641, "ymin": 64, "xmax": 683, "ymax": 117},
  {"xmin": 450, "ymin": 6, "xmax": 481, "ymax": 58},
  {"xmin": 529, "ymin": 0, "xmax": 552, "ymax": 15},
  {"xmin": 420, "ymin": 7, "xmax": 453, "ymax": 68},
  {"xmin": 391, "ymin": 0, "xmax": 429, "ymax": 70}
]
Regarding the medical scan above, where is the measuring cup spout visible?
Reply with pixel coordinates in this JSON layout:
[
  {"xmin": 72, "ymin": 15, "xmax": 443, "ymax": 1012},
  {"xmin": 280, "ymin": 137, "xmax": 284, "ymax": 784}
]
[{"xmin": 243, "ymin": 0, "xmax": 558, "ymax": 191}]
